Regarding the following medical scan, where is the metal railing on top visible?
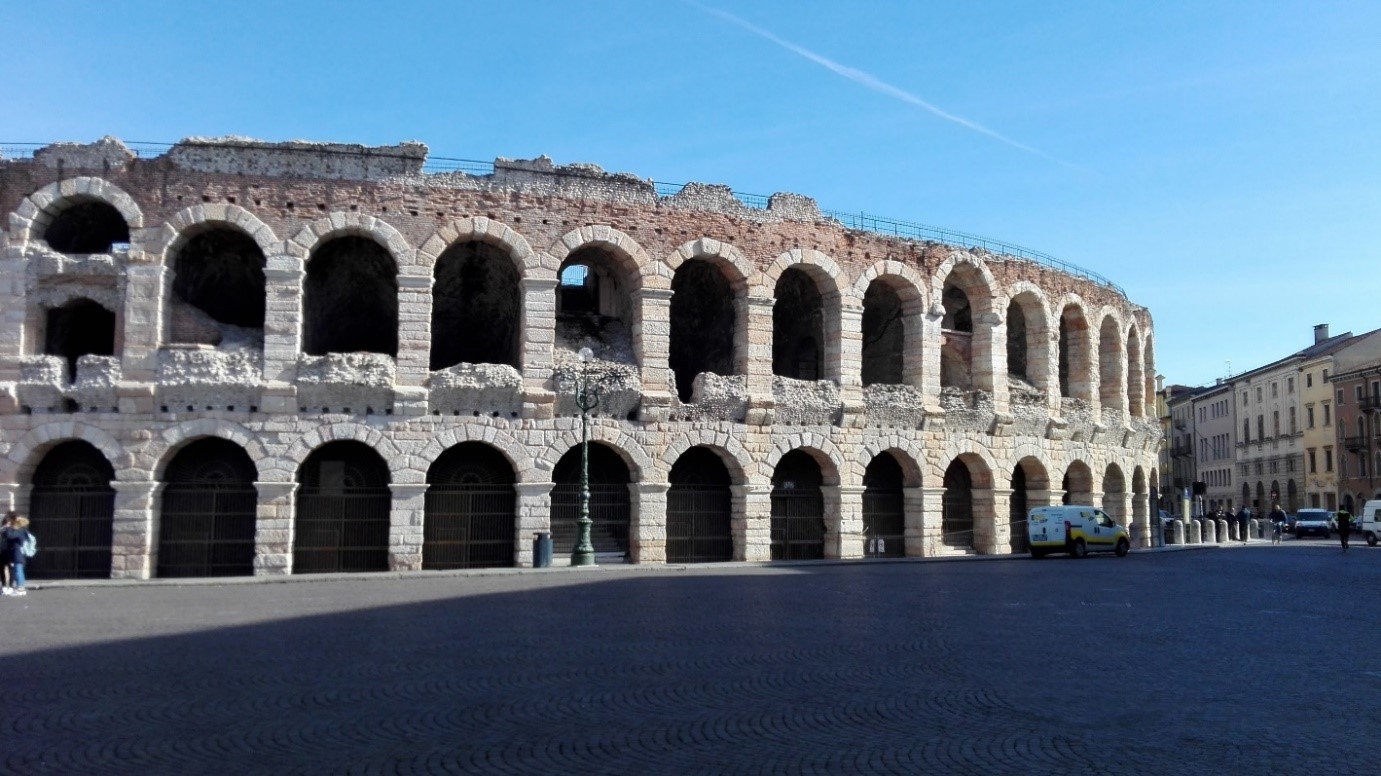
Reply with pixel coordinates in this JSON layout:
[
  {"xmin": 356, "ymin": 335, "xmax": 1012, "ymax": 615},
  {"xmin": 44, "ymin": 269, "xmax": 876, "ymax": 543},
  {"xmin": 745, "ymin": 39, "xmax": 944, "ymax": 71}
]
[{"xmin": 2, "ymin": 141, "xmax": 1125, "ymax": 297}]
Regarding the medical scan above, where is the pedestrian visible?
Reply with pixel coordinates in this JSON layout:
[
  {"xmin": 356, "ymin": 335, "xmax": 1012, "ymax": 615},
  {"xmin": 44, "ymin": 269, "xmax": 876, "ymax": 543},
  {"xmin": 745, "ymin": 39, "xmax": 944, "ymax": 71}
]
[
  {"xmin": 0, "ymin": 511, "xmax": 31, "ymax": 596},
  {"xmin": 1336, "ymin": 507, "xmax": 1352, "ymax": 552},
  {"xmin": 1237, "ymin": 505, "xmax": 1250, "ymax": 544}
]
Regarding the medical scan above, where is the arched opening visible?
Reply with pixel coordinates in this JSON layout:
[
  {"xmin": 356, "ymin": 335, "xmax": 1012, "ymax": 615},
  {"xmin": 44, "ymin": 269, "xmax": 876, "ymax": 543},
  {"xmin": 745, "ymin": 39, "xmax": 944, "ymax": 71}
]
[
  {"xmin": 551, "ymin": 443, "xmax": 631, "ymax": 558},
  {"xmin": 556, "ymin": 247, "xmax": 635, "ymax": 362},
  {"xmin": 1286, "ymin": 479, "xmax": 1298, "ymax": 513},
  {"xmin": 862, "ymin": 454, "xmax": 905, "ymax": 557},
  {"xmin": 669, "ymin": 259, "xmax": 736, "ymax": 401},
  {"xmin": 424, "ymin": 442, "xmax": 516, "ymax": 569},
  {"xmin": 303, "ymin": 236, "xmax": 398, "ymax": 356},
  {"xmin": 430, "ymin": 241, "xmax": 521, "ymax": 370},
  {"xmin": 1063, "ymin": 461, "xmax": 1093, "ymax": 506},
  {"xmin": 940, "ymin": 283, "xmax": 973, "ymax": 389},
  {"xmin": 1241, "ymin": 482, "xmax": 1251, "ymax": 509},
  {"xmin": 27, "ymin": 440, "xmax": 115, "ymax": 579},
  {"xmin": 862, "ymin": 280, "xmax": 905, "ymax": 386},
  {"xmin": 666, "ymin": 447, "xmax": 734, "ymax": 563},
  {"xmin": 771, "ymin": 450, "xmax": 825, "ymax": 559},
  {"xmin": 1010, "ymin": 464, "xmax": 1028, "ymax": 553},
  {"xmin": 294, "ymin": 441, "xmax": 391, "ymax": 573},
  {"xmin": 1059, "ymin": 305, "xmax": 1091, "ymax": 400},
  {"xmin": 1343, "ymin": 493, "xmax": 1355, "ymax": 513},
  {"xmin": 1099, "ymin": 316, "xmax": 1123, "ymax": 412},
  {"xmin": 1006, "ymin": 299, "xmax": 1029, "ymax": 384},
  {"xmin": 773, "ymin": 268, "xmax": 825, "ymax": 380},
  {"xmin": 941, "ymin": 459, "xmax": 974, "ymax": 549},
  {"xmin": 158, "ymin": 438, "xmax": 258, "ymax": 578},
  {"xmin": 43, "ymin": 201, "xmax": 129, "ymax": 254},
  {"xmin": 169, "ymin": 228, "xmax": 266, "ymax": 345},
  {"xmin": 1126, "ymin": 328, "xmax": 1144, "ymax": 418},
  {"xmin": 1103, "ymin": 464, "xmax": 1127, "ymax": 525},
  {"xmin": 1255, "ymin": 482, "xmax": 1266, "ymax": 511},
  {"xmin": 44, "ymin": 298, "xmax": 116, "ymax": 382}
]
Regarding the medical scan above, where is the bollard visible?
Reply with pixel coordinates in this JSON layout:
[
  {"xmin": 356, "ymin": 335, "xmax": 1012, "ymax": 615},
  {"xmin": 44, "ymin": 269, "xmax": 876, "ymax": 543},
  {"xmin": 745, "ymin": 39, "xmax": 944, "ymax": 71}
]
[
  {"xmin": 1216, "ymin": 519, "xmax": 1229, "ymax": 544},
  {"xmin": 1250, "ymin": 518, "xmax": 1259, "ymax": 539},
  {"xmin": 1190, "ymin": 521, "xmax": 1202, "ymax": 543},
  {"xmin": 1203, "ymin": 519, "xmax": 1216, "ymax": 543},
  {"xmin": 533, "ymin": 531, "xmax": 553, "ymax": 568},
  {"xmin": 1172, "ymin": 521, "xmax": 1185, "ymax": 545}
]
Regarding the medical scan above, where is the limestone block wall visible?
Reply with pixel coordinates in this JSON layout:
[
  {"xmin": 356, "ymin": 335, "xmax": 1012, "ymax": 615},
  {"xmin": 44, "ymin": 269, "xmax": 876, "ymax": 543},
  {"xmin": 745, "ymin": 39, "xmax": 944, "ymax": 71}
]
[{"xmin": 0, "ymin": 137, "xmax": 1160, "ymax": 579}]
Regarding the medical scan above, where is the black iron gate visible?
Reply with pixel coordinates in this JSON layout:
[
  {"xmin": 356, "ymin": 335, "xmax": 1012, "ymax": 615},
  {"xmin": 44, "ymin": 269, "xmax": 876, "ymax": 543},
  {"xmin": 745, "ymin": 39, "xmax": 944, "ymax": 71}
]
[
  {"xmin": 551, "ymin": 484, "xmax": 630, "ymax": 556},
  {"xmin": 294, "ymin": 442, "xmax": 391, "ymax": 574},
  {"xmin": 942, "ymin": 459, "xmax": 974, "ymax": 549},
  {"xmin": 27, "ymin": 441, "xmax": 115, "ymax": 580},
  {"xmin": 1010, "ymin": 466, "xmax": 1029, "ymax": 554},
  {"xmin": 863, "ymin": 455, "xmax": 905, "ymax": 558},
  {"xmin": 771, "ymin": 450, "xmax": 825, "ymax": 560},
  {"xmin": 425, "ymin": 443, "xmax": 517, "ymax": 570},
  {"xmin": 158, "ymin": 439, "xmax": 258, "ymax": 578},
  {"xmin": 667, "ymin": 484, "xmax": 733, "ymax": 563}
]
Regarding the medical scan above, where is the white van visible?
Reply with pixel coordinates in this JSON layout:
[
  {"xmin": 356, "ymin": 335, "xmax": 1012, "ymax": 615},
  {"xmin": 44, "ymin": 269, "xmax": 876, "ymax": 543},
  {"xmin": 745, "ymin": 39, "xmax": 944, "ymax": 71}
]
[
  {"xmin": 1361, "ymin": 500, "xmax": 1381, "ymax": 547},
  {"xmin": 1027, "ymin": 505, "xmax": 1131, "ymax": 559}
]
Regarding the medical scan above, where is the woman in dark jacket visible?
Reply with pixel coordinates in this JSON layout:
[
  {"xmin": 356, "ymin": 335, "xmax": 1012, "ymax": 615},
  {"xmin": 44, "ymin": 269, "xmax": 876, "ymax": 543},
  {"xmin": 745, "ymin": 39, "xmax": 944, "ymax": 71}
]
[{"xmin": 1, "ymin": 511, "xmax": 31, "ymax": 596}]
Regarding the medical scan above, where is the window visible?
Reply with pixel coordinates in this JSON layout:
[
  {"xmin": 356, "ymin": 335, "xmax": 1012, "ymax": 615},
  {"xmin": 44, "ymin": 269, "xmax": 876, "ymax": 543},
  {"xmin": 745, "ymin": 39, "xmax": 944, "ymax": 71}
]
[
  {"xmin": 1243, "ymin": 420, "xmax": 1251, "ymax": 442},
  {"xmin": 1272, "ymin": 410, "xmax": 1280, "ymax": 437},
  {"xmin": 1357, "ymin": 385, "xmax": 1365, "ymax": 401},
  {"xmin": 1307, "ymin": 405, "xmax": 1315, "ymax": 428},
  {"xmin": 1323, "ymin": 369, "xmax": 1330, "ymax": 380},
  {"xmin": 1289, "ymin": 406, "xmax": 1297, "ymax": 434},
  {"xmin": 1271, "ymin": 382, "xmax": 1278, "ymax": 398},
  {"xmin": 1257, "ymin": 415, "xmax": 1264, "ymax": 440},
  {"xmin": 1308, "ymin": 449, "xmax": 1317, "ymax": 473},
  {"xmin": 1288, "ymin": 377, "xmax": 1295, "ymax": 394},
  {"xmin": 1361, "ymin": 454, "xmax": 1369, "ymax": 477},
  {"xmin": 1325, "ymin": 447, "xmax": 1334, "ymax": 472},
  {"xmin": 1337, "ymin": 389, "xmax": 1345, "ymax": 404},
  {"xmin": 1242, "ymin": 391, "xmax": 1249, "ymax": 406},
  {"xmin": 1255, "ymin": 461, "xmax": 1263, "ymax": 476},
  {"xmin": 1287, "ymin": 456, "xmax": 1295, "ymax": 473},
  {"xmin": 1324, "ymin": 403, "xmax": 1332, "ymax": 426},
  {"xmin": 1306, "ymin": 372, "xmax": 1313, "ymax": 388},
  {"xmin": 1256, "ymin": 387, "xmax": 1263, "ymax": 402}
]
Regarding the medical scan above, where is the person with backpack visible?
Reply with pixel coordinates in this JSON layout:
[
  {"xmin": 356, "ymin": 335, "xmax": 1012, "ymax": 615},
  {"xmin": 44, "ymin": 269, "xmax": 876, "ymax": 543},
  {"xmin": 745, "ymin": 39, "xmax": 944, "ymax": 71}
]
[{"xmin": 1, "ymin": 511, "xmax": 33, "ymax": 596}]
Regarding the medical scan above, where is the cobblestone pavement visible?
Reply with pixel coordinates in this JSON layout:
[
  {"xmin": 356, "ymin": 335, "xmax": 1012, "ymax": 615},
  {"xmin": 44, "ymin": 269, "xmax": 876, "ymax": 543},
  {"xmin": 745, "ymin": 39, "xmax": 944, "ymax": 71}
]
[{"xmin": 2, "ymin": 544, "xmax": 1376, "ymax": 775}]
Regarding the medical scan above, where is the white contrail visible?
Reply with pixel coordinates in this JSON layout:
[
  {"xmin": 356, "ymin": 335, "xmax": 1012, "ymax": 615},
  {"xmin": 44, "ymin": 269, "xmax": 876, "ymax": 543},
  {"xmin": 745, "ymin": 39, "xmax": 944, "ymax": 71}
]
[{"xmin": 689, "ymin": 2, "xmax": 1079, "ymax": 169}]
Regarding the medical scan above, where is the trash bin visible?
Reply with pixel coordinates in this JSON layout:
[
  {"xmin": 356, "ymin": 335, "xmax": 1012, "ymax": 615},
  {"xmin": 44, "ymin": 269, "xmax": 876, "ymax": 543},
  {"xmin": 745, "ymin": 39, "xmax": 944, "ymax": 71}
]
[{"xmin": 533, "ymin": 532, "xmax": 553, "ymax": 568}]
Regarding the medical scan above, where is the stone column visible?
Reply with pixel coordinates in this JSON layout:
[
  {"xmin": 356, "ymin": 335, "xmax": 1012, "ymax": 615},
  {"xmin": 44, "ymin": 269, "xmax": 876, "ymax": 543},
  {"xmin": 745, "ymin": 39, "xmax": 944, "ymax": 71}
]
[
  {"xmin": 0, "ymin": 483, "xmax": 19, "ymax": 513},
  {"xmin": 983, "ymin": 487, "xmax": 1012, "ymax": 555},
  {"xmin": 253, "ymin": 481, "xmax": 297, "ymax": 576},
  {"xmin": 837, "ymin": 305, "xmax": 864, "ymax": 426},
  {"xmin": 110, "ymin": 480, "xmax": 157, "ymax": 580},
  {"xmin": 920, "ymin": 306, "xmax": 945, "ymax": 414},
  {"xmin": 392, "ymin": 274, "xmax": 433, "ymax": 417},
  {"xmin": 975, "ymin": 311, "xmax": 1009, "ymax": 414},
  {"xmin": 903, "ymin": 485, "xmax": 926, "ymax": 556},
  {"xmin": 389, "ymin": 483, "xmax": 428, "ymax": 571},
  {"xmin": 743, "ymin": 295, "xmax": 776, "ymax": 424},
  {"xmin": 836, "ymin": 485, "xmax": 865, "ymax": 559},
  {"xmin": 260, "ymin": 261, "xmax": 304, "ymax": 413},
  {"xmin": 636, "ymin": 288, "xmax": 674, "ymax": 423},
  {"xmin": 520, "ymin": 277, "xmax": 557, "ymax": 420},
  {"xmin": 919, "ymin": 487, "xmax": 948, "ymax": 556},
  {"xmin": 0, "ymin": 258, "xmax": 25, "ymax": 382},
  {"xmin": 1131, "ymin": 490, "xmax": 1150, "ymax": 548},
  {"xmin": 120, "ymin": 264, "xmax": 165, "ymax": 384},
  {"xmin": 631, "ymin": 482, "xmax": 669, "ymax": 564},
  {"xmin": 514, "ymin": 482, "xmax": 553, "ymax": 568},
  {"xmin": 735, "ymin": 484, "xmax": 772, "ymax": 561}
]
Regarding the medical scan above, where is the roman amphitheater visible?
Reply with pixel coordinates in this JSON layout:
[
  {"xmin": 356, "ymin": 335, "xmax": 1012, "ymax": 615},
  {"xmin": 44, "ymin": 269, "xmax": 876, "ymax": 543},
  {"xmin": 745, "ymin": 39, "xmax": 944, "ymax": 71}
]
[{"xmin": 0, "ymin": 137, "xmax": 1158, "ymax": 579}]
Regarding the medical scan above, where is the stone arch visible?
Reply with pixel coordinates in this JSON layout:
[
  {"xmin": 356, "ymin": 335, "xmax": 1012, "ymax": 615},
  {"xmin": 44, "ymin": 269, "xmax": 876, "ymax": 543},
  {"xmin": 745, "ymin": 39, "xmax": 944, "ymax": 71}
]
[
  {"xmin": 768, "ymin": 433, "xmax": 846, "ymax": 486},
  {"xmin": 546, "ymin": 225, "xmax": 652, "ymax": 293},
  {"xmin": 766, "ymin": 249, "xmax": 851, "ymax": 383},
  {"xmin": 287, "ymin": 213, "xmax": 413, "ymax": 269},
  {"xmin": 853, "ymin": 436, "xmax": 925, "ymax": 487},
  {"xmin": 548, "ymin": 226, "xmax": 651, "ymax": 367},
  {"xmin": 11, "ymin": 177, "xmax": 144, "ymax": 249},
  {"xmin": 1103, "ymin": 462, "xmax": 1128, "ymax": 525},
  {"xmin": 1062, "ymin": 459, "xmax": 1095, "ymax": 505},
  {"xmin": 1098, "ymin": 309, "xmax": 1127, "ymax": 415},
  {"xmin": 536, "ymin": 423, "xmax": 652, "ymax": 483},
  {"xmin": 931, "ymin": 252, "xmax": 998, "ymax": 317},
  {"xmin": 934, "ymin": 253, "xmax": 999, "ymax": 392},
  {"xmin": 415, "ymin": 216, "xmax": 540, "ymax": 278},
  {"xmin": 659, "ymin": 430, "xmax": 755, "ymax": 485},
  {"xmin": 1005, "ymin": 282, "xmax": 1055, "ymax": 395},
  {"xmin": 155, "ymin": 206, "xmax": 275, "ymax": 346},
  {"xmin": 663, "ymin": 239, "xmax": 754, "ymax": 398},
  {"xmin": 931, "ymin": 441, "xmax": 999, "ymax": 489},
  {"xmin": 416, "ymin": 425, "xmax": 536, "ymax": 484},
  {"xmin": 147, "ymin": 420, "xmax": 268, "ymax": 482},
  {"xmin": 1126, "ymin": 322, "xmax": 1145, "ymax": 418},
  {"xmin": 1056, "ymin": 295, "xmax": 1095, "ymax": 402},
  {"xmin": 152, "ymin": 204, "xmax": 280, "ymax": 267},
  {"xmin": 277, "ymin": 421, "xmax": 414, "ymax": 485},
  {"xmin": 3, "ymin": 422, "xmax": 130, "ymax": 484},
  {"xmin": 762, "ymin": 248, "xmax": 853, "ymax": 301},
  {"xmin": 856, "ymin": 260, "xmax": 927, "ymax": 387},
  {"xmin": 651, "ymin": 238, "xmax": 756, "ymax": 293},
  {"xmin": 1142, "ymin": 332, "xmax": 1157, "ymax": 418}
]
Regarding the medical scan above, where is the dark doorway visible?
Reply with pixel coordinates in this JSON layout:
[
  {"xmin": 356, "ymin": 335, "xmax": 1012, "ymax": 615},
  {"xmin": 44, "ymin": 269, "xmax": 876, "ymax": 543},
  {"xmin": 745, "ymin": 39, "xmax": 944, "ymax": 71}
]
[
  {"xmin": 863, "ymin": 454, "xmax": 906, "ymax": 557},
  {"xmin": 294, "ymin": 441, "xmax": 391, "ymax": 573},
  {"xmin": 1010, "ymin": 465, "xmax": 1029, "ymax": 553},
  {"xmin": 771, "ymin": 450, "xmax": 825, "ymax": 560},
  {"xmin": 158, "ymin": 439, "xmax": 258, "ymax": 578},
  {"xmin": 669, "ymin": 260, "xmax": 736, "ymax": 401},
  {"xmin": 27, "ymin": 441, "xmax": 115, "ymax": 579},
  {"xmin": 424, "ymin": 443, "xmax": 516, "ymax": 569},
  {"xmin": 303, "ymin": 237, "xmax": 398, "ymax": 356},
  {"xmin": 1007, "ymin": 300, "xmax": 1029, "ymax": 383},
  {"xmin": 942, "ymin": 459, "xmax": 974, "ymax": 549},
  {"xmin": 45, "ymin": 299, "xmax": 116, "ymax": 382},
  {"xmin": 773, "ymin": 269, "xmax": 824, "ymax": 380},
  {"xmin": 172, "ymin": 228, "xmax": 267, "ymax": 331},
  {"xmin": 862, "ymin": 280, "xmax": 904, "ymax": 386},
  {"xmin": 43, "ymin": 201, "xmax": 129, "ymax": 254},
  {"xmin": 667, "ymin": 447, "xmax": 733, "ymax": 563},
  {"xmin": 551, "ymin": 443, "xmax": 631, "ymax": 557},
  {"xmin": 430, "ymin": 242, "xmax": 521, "ymax": 370}
]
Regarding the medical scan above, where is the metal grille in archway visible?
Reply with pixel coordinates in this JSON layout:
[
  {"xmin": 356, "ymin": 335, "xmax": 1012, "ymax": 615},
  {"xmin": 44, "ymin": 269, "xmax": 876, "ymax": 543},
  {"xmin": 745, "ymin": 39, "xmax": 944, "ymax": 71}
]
[
  {"xmin": 551, "ymin": 444, "xmax": 631, "ymax": 557},
  {"xmin": 158, "ymin": 438, "xmax": 258, "ymax": 578},
  {"xmin": 942, "ymin": 459, "xmax": 974, "ymax": 549},
  {"xmin": 27, "ymin": 441, "xmax": 115, "ymax": 579},
  {"xmin": 1009, "ymin": 465, "xmax": 1029, "ymax": 553},
  {"xmin": 424, "ymin": 442, "xmax": 517, "ymax": 570},
  {"xmin": 862, "ymin": 455, "xmax": 905, "ymax": 558},
  {"xmin": 294, "ymin": 442, "xmax": 391, "ymax": 574},
  {"xmin": 771, "ymin": 450, "xmax": 825, "ymax": 560},
  {"xmin": 667, "ymin": 447, "xmax": 733, "ymax": 563}
]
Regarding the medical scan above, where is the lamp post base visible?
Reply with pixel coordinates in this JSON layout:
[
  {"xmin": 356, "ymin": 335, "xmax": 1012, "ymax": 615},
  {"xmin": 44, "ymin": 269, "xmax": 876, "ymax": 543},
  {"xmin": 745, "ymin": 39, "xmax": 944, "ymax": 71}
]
[{"xmin": 571, "ymin": 516, "xmax": 597, "ymax": 567}]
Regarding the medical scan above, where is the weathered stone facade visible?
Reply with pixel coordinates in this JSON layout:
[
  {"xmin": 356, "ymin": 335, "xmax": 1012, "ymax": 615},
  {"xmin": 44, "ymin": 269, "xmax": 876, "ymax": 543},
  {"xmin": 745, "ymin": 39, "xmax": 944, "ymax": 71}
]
[{"xmin": 0, "ymin": 137, "xmax": 1159, "ymax": 579}]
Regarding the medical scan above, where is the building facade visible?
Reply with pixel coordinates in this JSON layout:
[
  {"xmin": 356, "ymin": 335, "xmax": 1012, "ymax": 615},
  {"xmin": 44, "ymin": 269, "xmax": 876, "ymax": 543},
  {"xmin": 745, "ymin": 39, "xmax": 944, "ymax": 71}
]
[
  {"xmin": 0, "ymin": 137, "xmax": 1160, "ymax": 580},
  {"xmin": 1191, "ymin": 381, "xmax": 1235, "ymax": 513},
  {"xmin": 1330, "ymin": 333, "xmax": 1381, "ymax": 512}
]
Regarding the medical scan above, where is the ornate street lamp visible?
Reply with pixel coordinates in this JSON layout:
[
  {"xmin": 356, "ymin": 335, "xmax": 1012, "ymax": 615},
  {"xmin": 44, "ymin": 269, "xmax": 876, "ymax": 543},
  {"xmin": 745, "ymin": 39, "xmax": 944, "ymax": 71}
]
[{"xmin": 571, "ymin": 347, "xmax": 600, "ymax": 567}]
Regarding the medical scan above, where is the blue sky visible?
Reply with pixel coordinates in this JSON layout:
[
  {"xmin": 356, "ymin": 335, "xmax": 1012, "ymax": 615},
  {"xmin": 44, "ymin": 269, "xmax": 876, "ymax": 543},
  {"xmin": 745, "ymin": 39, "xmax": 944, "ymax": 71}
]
[{"xmin": 4, "ymin": 0, "xmax": 1378, "ymax": 387}]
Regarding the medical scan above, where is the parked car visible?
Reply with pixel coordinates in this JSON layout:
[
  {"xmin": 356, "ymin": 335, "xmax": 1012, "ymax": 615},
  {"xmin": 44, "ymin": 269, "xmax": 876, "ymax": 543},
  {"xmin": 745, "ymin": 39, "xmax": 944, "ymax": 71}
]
[
  {"xmin": 1284, "ymin": 512, "xmax": 1300, "ymax": 533},
  {"xmin": 1294, "ymin": 508, "xmax": 1334, "ymax": 539}
]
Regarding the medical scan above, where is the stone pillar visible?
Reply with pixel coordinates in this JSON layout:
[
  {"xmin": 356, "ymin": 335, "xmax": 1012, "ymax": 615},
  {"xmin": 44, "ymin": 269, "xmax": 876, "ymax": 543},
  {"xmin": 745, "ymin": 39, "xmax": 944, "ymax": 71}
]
[
  {"xmin": 983, "ymin": 487, "xmax": 1012, "ymax": 555},
  {"xmin": 630, "ymin": 482, "xmax": 669, "ymax": 564},
  {"xmin": 837, "ymin": 305, "xmax": 864, "ymax": 426},
  {"xmin": 919, "ymin": 487, "xmax": 948, "ymax": 556},
  {"xmin": 903, "ymin": 485, "xmax": 926, "ymax": 557},
  {"xmin": 261, "ymin": 261, "xmax": 304, "ymax": 413},
  {"xmin": 120, "ymin": 264, "xmax": 165, "ymax": 383},
  {"xmin": 0, "ymin": 258, "xmax": 25, "ymax": 381},
  {"xmin": 392, "ymin": 275, "xmax": 433, "ymax": 416},
  {"xmin": 920, "ymin": 306, "xmax": 945, "ymax": 413},
  {"xmin": 735, "ymin": 484, "xmax": 772, "ymax": 561},
  {"xmin": 110, "ymin": 480, "xmax": 156, "ymax": 580},
  {"xmin": 389, "ymin": 483, "xmax": 427, "ymax": 571},
  {"xmin": 975, "ymin": 311, "xmax": 1009, "ymax": 414},
  {"xmin": 520, "ymin": 277, "xmax": 557, "ymax": 420},
  {"xmin": 514, "ymin": 482, "xmax": 553, "ymax": 568},
  {"xmin": 835, "ymin": 485, "xmax": 865, "ymax": 559},
  {"xmin": 743, "ymin": 295, "xmax": 776, "ymax": 424},
  {"xmin": 1131, "ymin": 490, "xmax": 1150, "ymax": 548},
  {"xmin": 636, "ymin": 288, "xmax": 674, "ymax": 423},
  {"xmin": 253, "ymin": 481, "xmax": 297, "ymax": 576},
  {"xmin": 0, "ymin": 483, "xmax": 19, "ymax": 513}
]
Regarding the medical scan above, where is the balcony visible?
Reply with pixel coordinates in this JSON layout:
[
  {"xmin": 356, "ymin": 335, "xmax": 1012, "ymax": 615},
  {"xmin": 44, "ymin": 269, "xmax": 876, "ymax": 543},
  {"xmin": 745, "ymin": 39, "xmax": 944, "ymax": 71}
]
[
  {"xmin": 1361, "ymin": 396, "xmax": 1381, "ymax": 413},
  {"xmin": 1342, "ymin": 435, "xmax": 1369, "ymax": 451}
]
